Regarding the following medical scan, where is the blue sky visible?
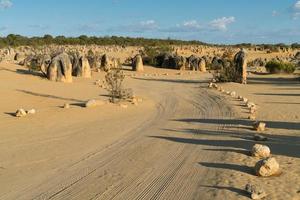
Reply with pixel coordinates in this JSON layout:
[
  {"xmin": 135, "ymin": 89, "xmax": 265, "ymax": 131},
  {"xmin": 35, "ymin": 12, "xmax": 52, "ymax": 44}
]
[{"xmin": 0, "ymin": 0, "xmax": 300, "ymax": 44}]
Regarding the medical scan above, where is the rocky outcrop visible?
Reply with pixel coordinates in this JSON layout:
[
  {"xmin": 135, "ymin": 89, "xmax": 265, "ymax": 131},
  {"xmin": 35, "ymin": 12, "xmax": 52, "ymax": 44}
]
[
  {"xmin": 132, "ymin": 54, "xmax": 144, "ymax": 72},
  {"xmin": 47, "ymin": 53, "xmax": 73, "ymax": 83},
  {"xmin": 72, "ymin": 54, "xmax": 92, "ymax": 78},
  {"xmin": 234, "ymin": 49, "xmax": 248, "ymax": 84}
]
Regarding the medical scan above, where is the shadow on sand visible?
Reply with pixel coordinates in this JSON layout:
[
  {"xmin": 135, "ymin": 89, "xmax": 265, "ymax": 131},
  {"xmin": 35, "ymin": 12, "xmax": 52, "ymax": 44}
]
[
  {"xmin": 16, "ymin": 89, "xmax": 85, "ymax": 103},
  {"xmin": 200, "ymin": 185, "xmax": 249, "ymax": 198},
  {"xmin": 174, "ymin": 118, "xmax": 300, "ymax": 131},
  {"xmin": 150, "ymin": 128, "xmax": 300, "ymax": 159}
]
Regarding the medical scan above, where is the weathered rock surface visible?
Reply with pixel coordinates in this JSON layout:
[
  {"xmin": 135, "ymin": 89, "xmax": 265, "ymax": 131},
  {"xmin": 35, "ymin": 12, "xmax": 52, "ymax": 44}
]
[
  {"xmin": 48, "ymin": 53, "xmax": 73, "ymax": 83},
  {"xmin": 15, "ymin": 109, "xmax": 27, "ymax": 117},
  {"xmin": 133, "ymin": 54, "xmax": 144, "ymax": 72},
  {"xmin": 255, "ymin": 157, "xmax": 280, "ymax": 177},
  {"xmin": 252, "ymin": 144, "xmax": 271, "ymax": 158},
  {"xmin": 245, "ymin": 184, "xmax": 267, "ymax": 200}
]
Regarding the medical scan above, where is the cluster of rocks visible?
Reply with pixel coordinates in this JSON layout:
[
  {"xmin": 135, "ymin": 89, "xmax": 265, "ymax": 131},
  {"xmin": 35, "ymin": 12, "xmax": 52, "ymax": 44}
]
[
  {"xmin": 148, "ymin": 53, "xmax": 207, "ymax": 72},
  {"xmin": 15, "ymin": 108, "xmax": 36, "ymax": 117},
  {"xmin": 208, "ymin": 81, "xmax": 285, "ymax": 199}
]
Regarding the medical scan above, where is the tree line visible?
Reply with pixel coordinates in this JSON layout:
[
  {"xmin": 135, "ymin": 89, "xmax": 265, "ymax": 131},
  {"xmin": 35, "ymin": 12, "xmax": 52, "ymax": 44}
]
[{"xmin": 0, "ymin": 34, "xmax": 299, "ymax": 49}]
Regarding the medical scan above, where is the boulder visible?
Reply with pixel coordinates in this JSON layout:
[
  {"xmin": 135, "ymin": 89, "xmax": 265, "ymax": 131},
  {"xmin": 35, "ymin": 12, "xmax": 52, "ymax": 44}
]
[
  {"xmin": 133, "ymin": 54, "xmax": 144, "ymax": 72},
  {"xmin": 245, "ymin": 184, "xmax": 267, "ymax": 200},
  {"xmin": 255, "ymin": 157, "xmax": 280, "ymax": 177},
  {"xmin": 47, "ymin": 53, "xmax": 73, "ymax": 83},
  {"xmin": 15, "ymin": 109, "xmax": 27, "ymax": 117},
  {"xmin": 252, "ymin": 144, "xmax": 271, "ymax": 158}
]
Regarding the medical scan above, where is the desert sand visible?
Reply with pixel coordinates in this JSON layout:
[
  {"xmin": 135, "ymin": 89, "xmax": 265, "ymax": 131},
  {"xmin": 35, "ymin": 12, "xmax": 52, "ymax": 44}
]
[{"xmin": 0, "ymin": 58, "xmax": 299, "ymax": 200}]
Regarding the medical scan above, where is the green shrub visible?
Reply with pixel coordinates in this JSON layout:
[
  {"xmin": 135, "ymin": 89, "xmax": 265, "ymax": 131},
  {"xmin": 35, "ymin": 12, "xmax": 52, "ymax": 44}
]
[
  {"xmin": 143, "ymin": 45, "xmax": 172, "ymax": 66},
  {"xmin": 265, "ymin": 61, "xmax": 296, "ymax": 74}
]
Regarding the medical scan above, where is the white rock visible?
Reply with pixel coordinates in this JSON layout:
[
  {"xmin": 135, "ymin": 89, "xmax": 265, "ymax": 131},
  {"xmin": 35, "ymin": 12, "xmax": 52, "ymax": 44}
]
[
  {"xmin": 27, "ymin": 109, "xmax": 36, "ymax": 115},
  {"xmin": 252, "ymin": 144, "xmax": 271, "ymax": 158},
  {"xmin": 85, "ymin": 99, "xmax": 105, "ymax": 108}
]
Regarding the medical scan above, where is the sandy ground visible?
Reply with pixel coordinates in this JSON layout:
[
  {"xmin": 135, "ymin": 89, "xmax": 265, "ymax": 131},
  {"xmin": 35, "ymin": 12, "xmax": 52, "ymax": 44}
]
[{"xmin": 0, "ymin": 62, "xmax": 299, "ymax": 200}]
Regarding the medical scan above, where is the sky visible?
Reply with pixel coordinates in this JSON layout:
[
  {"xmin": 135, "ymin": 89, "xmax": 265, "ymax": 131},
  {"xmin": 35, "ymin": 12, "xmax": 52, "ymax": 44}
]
[{"xmin": 0, "ymin": 0, "xmax": 300, "ymax": 44}]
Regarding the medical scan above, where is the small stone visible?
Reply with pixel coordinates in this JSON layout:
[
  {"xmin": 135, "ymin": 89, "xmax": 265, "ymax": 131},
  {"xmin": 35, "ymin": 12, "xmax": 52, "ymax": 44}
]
[
  {"xmin": 63, "ymin": 103, "xmax": 70, "ymax": 109},
  {"xmin": 85, "ymin": 99, "xmax": 105, "ymax": 108},
  {"xmin": 208, "ymin": 82, "xmax": 213, "ymax": 88},
  {"xmin": 230, "ymin": 91, "xmax": 237, "ymax": 97},
  {"xmin": 226, "ymin": 91, "xmax": 231, "ymax": 95},
  {"xmin": 252, "ymin": 144, "xmax": 271, "ymax": 158},
  {"xmin": 238, "ymin": 96, "xmax": 243, "ymax": 100},
  {"xmin": 26, "ymin": 109, "xmax": 36, "ymax": 115},
  {"xmin": 253, "ymin": 122, "xmax": 266, "ymax": 132},
  {"xmin": 245, "ymin": 184, "xmax": 267, "ymax": 200},
  {"xmin": 255, "ymin": 157, "xmax": 280, "ymax": 177},
  {"xmin": 15, "ymin": 109, "xmax": 27, "ymax": 117},
  {"xmin": 243, "ymin": 97, "xmax": 248, "ymax": 103},
  {"xmin": 253, "ymin": 134, "xmax": 268, "ymax": 141}
]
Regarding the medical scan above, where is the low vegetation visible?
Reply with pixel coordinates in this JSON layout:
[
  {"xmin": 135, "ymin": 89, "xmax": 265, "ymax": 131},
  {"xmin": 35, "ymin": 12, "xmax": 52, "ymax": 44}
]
[
  {"xmin": 104, "ymin": 68, "xmax": 133, "ymax": 103},
  {"xmin": 265, "ymin": 61, "xmax": 296, "ymax": 74},
  {"xmin": 213, "ymin": 50, "xmax": 240, "ymax": 82},
  {"xmin": 142, "ymin": 46, "xmax": 172, "ymax": 66}
]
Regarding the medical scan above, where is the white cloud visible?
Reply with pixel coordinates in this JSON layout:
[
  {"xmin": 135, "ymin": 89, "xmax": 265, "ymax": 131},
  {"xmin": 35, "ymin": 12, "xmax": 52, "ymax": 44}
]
[
  {"xmin": 140, "ymin": 20, "xmax": 158, "ymax": 30},
  {"xmin": 209, "ymin": 16, "xmax": 235, "ymax": 31},
  {"xmin": 109, "ymin": 20, "xmax": 158, "ymax": 33},
  {"xmin": 0, "ymin": 0, "xmax": 12, "ymax": 9},
  {"xmin": 182, "ymin": 20, "xmax": 202, "ymax": 29},
  {"xmin": 166, "ymin": 20, "xmax": 202, "ymax": 32},
  {"xmin": 292, "ymin": 1, "xmax": 300, "ymax": 19}
]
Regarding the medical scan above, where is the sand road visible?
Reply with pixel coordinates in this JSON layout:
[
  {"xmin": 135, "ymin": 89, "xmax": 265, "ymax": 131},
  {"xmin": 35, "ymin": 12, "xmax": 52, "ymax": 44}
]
[
  {"xmin": 0, "ymin": 63, "xmax": 242, "ymax": 200},
  {"xmin": 1, "ymin": 63, "xmax": 300, "ymax": 200}
]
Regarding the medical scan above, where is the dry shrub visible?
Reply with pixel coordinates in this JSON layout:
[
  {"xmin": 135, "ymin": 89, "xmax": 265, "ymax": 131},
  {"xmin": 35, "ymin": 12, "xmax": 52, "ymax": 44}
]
[{"xmin": 104, "ymin": 68, "xmax": 133, "ymax": 103}]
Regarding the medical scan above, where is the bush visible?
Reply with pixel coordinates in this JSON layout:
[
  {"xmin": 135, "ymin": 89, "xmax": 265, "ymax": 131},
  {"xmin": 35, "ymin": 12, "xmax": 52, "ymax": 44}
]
[
  {"xmin": 265, "ymin": 61, "xmax": 296, "ymax": 74},
  {"xmin": 142, "ymin": 46, "xmax": 172, "ymax": 66},
  {"xmin": 104, "ymin": 68, "xmax": 133, "ymax": 103},
  {"xmin": 213, "ymin": 60, "xmax": 241, "ymax": 82}
]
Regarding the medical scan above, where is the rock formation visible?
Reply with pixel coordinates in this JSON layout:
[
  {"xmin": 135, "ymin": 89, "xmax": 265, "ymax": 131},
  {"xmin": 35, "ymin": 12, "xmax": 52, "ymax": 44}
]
[
  {"xmin": 234, "ymin": 49, "xmax": 248, "ymax": 84},
  {"xmin": 133, "ymin": 54, "xmax": 144, "ymax": 72},
  {"xmin": 47, "ymin": 52, "xmax": 73, "ymax": 83}
]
